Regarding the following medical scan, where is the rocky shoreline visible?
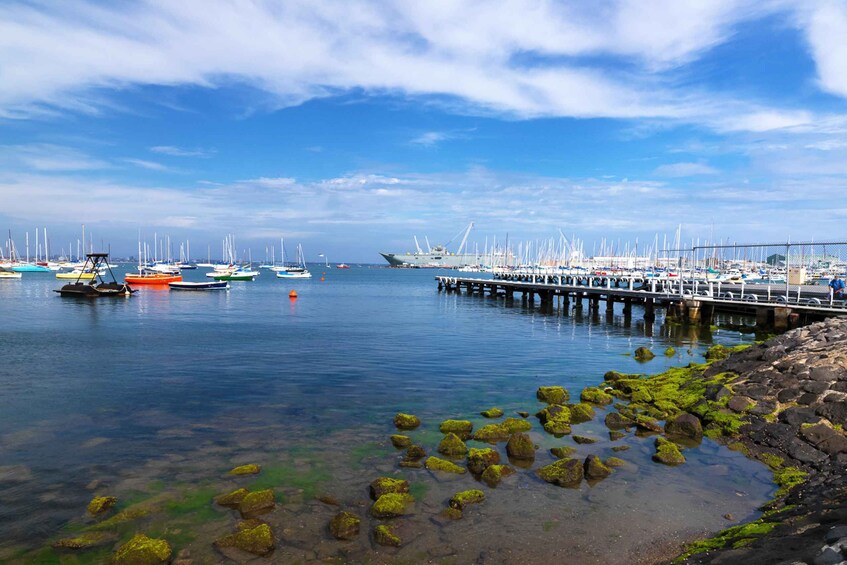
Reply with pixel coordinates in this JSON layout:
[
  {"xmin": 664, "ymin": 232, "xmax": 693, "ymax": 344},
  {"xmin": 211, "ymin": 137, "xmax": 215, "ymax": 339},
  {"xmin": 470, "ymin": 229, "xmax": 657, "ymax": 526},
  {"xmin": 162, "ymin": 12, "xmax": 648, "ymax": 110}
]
[{"xmin": 669, "ymin": 317, "xmax": 847, "ymax": 564}]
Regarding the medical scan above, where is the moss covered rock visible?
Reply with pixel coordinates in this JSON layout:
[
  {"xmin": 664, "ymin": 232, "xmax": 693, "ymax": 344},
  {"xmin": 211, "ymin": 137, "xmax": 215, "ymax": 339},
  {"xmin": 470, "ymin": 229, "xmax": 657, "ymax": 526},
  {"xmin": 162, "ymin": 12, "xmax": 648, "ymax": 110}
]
[
  {"xmin": 537, "ymin": 386, "xmax": 570, "ymax": 405},
  {"xmin": 111, "ymin": 534, "xmax": 171, "ymax": 565},
  {"xmin": 634, "ymin": 346, "xmax": 656, "ymax": 361},
  {"xmin": 480, "ymin": 464, "xmax": 514, "ymax": 487},
  {"xmin": 467, "ymin": 447, "xmax": 500, "ymax": 474},
  {"xmin": 437, "ymin": 432, "xmax": 468, "ymax": 457},
  {"xmin": 328, "ymin": 511, "xmax": 361, "ymax": 540},
  {"xmin": 89, "ymin": 506, "xmax": 151, "ymax": 531},
  {"xmin": 238, "ymin": 489, "xmax": 275, "ymax": 517},
  {"xmin": 52, "ymin": 531, "xmax": 117, "ymax": 550},
  {"xmin": 605, "ymin": 457, "xmax": 626, "ymax": 468},
  {"xmin": 438, "ymin": 507, "xmax": 464, "ymax": 520},
  {"xmin": 369, "ymin": 477, "xmax": 410, "ymax": 500},
  {"xmin": 609, "ymin": 430, "xmax": 625, "ymax": 441},
  {"xmin": 537, "ymin": 404, "xmax": 572, "ymax": 435},
  {"xmin": 473, "ymin": 423, "xmax": 510, "ymax": 443},
  {"xmin": 215, "ymin": 521, "xmax": 275, "ymax": 556},
  {"xmin": 550, "ymin": 446, "xmax": 577, "ymax": 459},
  {"xmin": 612, "ymin": 445, "xmax": 630, "ymax": 452},
  {"xmin": 653, "ymin": 437, "xmax": 686, "ymax": 466},
  {"xmin": 228, "ymin": 463, "xmax": 261, "ymax": 476},
  {"xmin": 374, "ymin": 524, "xmax": 401, "ymax": 547},
  {"xmin": 215, "ymin": 488, "xmax": 249, "ymax": 507},
  {"xmin": 631, "ymin": 388, "xmax": 653, "ymax": 403},
  {"xmin": 505, "ymin": 432, "xmax": 537, "ymax": 460},
  {"xmin": 449, "ymin": 489, "xmax": 485, "ymax": 510},
  {"xmin": 439, "ymin": 419, "xmax": 473, "ymax": 440},
  {"xmin": 665, "ymin": 412, "xmax": 703, "ymax": 440},
  {"xmin": 580, "ymin": 387, "xmax": 613, "ymax": 406},
  {"xmin": 87, "ymin": 496, "xmax": 117, "ymax": 516},
  {"xmin": 584, "ymin": 454, "xmax": 612, "ymax": 480},
  {"xmin": 390, "ymin": 435, "xmax": 412, "ymax": 449},
  {"xmin": 370, "ymin": 493, "xmax": 414, "ymax": 518},
  {"xmin": 517, "ymin": 411, "xmax": 530, "ymax": 418},
  {"xmin": 569, "ymin": 403, "xmax": 596, "ymax": 424},
  {"xmin": 634, "ymin": 415, "xmax": 663, "ymax": 433},
  {"xmin": 424, "ymin": 456, "xmax": 466, "ymax": 474},
  {"xmin": 572, "ymin": 435, "xmax": 597, "ymax": 444},
  {"xmin": 537, "ymin": 458, "xmax": 583, "ymax": 488},
  {"xmin": 665, "ymin": 347, "xmax": 676, "ymax": 357},
  {"xmin": 481, "ymin": 407, "xmax": 504, "ymax": 418},
  {"xmin": 393, "ymin": 413, "xmax": 421, "ymax": 430},
  {"xmin": 502, "ymin": 417, "xmax": 532, "ymax": 433}
]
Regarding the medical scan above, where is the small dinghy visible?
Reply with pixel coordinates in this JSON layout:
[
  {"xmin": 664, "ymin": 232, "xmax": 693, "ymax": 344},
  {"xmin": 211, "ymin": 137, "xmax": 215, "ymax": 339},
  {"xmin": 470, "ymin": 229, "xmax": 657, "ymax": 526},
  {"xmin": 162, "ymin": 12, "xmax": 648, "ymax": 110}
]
[
  {"xmin": 168, "ymin": 281, "xmax": 229, "ymax": 291},
  {"xmin": 55, "ymin": 253, "xmax": 134, "ymax": 298}
]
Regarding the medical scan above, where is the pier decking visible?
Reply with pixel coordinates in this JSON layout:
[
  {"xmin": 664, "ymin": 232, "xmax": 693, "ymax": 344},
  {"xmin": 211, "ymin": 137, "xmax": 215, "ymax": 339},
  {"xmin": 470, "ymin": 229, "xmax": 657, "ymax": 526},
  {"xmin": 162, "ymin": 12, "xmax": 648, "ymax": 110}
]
[{"xmin": 436, "ymin": 273, "xmax": 846, "ymax": 331}]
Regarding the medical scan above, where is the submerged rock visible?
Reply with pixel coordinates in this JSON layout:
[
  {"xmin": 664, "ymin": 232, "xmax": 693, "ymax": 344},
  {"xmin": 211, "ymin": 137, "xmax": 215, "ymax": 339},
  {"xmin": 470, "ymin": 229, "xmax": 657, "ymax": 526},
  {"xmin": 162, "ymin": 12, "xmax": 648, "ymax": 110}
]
[
  {"xmin": 537, "ymin": 404, "xmax": 572, "ymax": 435},
  {"xmin": 329, "ymin": 511, "xmax": 361, "ymax": 541},
  {"xmin": 611, "ymin": 445, "xmax": 630, "ymax": 452},
  {"xmin": 439, "ymin": 420, "xmax": 473, "ymax": 440},
  {"xmin": 374, "ymin": 524, "xmax": 402, "ymax": 547},
  {"xmin": 112, "ymin": 534, "xmax": 172, "ymax": 565},
  {"xmin": 569, "ymin": 403, "xmax": 596, "ymax": 424},
  {"xmin": 216, "ymin": 488, "xmax": 249, "ymax": 507},
  {"xmin": 424, "ymin": 456, "xmax": 467, "ymax": 474},
  {"xmin": 405, "ymin": 444, "xmax": 426, "ymax": 460},
  {"xmin": 609, "ymin": 430, "xmax": 625, "ymax": 441},
  {"xmin": 517, "ymin": 411, "xmax": 530, "ymax": 418},
  {"xmin": 467, "ymin": 447, "xmax": 500, "ymax": 474},
  {"xmin": 228, "ymin": 464, "xmax": 261, "ymax": 476},
  {"xmin": 550, "ymin": 446, "xmax": 577, "ymax": 459},
  {"xmin": 584, "ymin": 455, "xmax": 612, "ymax": 480},
  {"xmin": 449, "ymin": 489, "xmax": 485, "ymax": 510},
  {"xmin": 634, "ymin": 415, "xmax": 663, "ymax": 433},
  {"xmin": 390, "ymin": 435, "xmax": 412, "ymax": 449},
  {"xmin": 481, "ymin": 407, "xmax": 504, "ymax": 418},
  {"xmin": 580, "ymin": 387, "xmax": 613, "ymax": 406},
  {"xmin": 89, "ymin": 506, "xmax": 151, "ymax": 530},
  {"xmin": 634, "ymin": 347, "xmax": 656, "ymax": 361},
  {"xmin": 394, "ymin": 413, "xmax": 421, "ymax": 430},
  {"xmin": 653, "ymin": 437, "xmax": 686, "ymax": 466},
  {"xmin": 87, "ymin": 495, "xmax": 117, "ymax": 515},
  {"xmin": 369, "ymin": 477, "xmax": 410, "ymax": 500},
  {"xmin": 605, "ymin": 457, "xmax": 626, "ymax": 468},
  {"xmin": 480, "ymin": 464, "xmax": 514, "ymax": 487},
  {"xmin": 572, "ymin": 435, "xmax": 597, "ymax": 445},
  {"xmin": 215, "ymin": 521, "xmax": 275, "ymax": 556},
  {"xmin": 537, "ymin": 386, "xmax": 570, "ymax": 405},
  {"xmin": 238, "ymin": 489, "xmax": 275, "ymax": 517},
  {"xmin": 506, "ymin": 432, "xmax": 536, "ymax": 460},
  {"xmin": 436, "ymin": 507, "xmax": 464, "ymax": 521},
  {"xmin": 473, "ymin": 423, "xmax": 512, "ymax": 443},
  {"xmin": 664, "ymin": 347, "xmax": 676, "ymax": 357},
  {"xmin": 437, "ymin": 432, "xmax": 468, "ymax": 457},
  {"xmin": 537, "ymin": 458, "xmax": 583, "ymax": 488},
  {"xmin": 52, "ymin": 531, "xmax": 117, "ymax": 550},
  {"xmin": 665, "ymin": 412, "xmax": 703, "ymax": 440},
  {"xmin": 370, "ymin": 493, "xmax": 414, "ymax": 518}
]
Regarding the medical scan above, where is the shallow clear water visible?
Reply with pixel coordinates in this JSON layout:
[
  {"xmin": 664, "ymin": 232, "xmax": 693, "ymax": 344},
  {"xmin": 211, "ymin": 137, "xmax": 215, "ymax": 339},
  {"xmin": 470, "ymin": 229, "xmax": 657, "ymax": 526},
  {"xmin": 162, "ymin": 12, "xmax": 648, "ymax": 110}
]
[{"xmin": 0, "ymin": 267, "xmax": 774, "ymax": 563}]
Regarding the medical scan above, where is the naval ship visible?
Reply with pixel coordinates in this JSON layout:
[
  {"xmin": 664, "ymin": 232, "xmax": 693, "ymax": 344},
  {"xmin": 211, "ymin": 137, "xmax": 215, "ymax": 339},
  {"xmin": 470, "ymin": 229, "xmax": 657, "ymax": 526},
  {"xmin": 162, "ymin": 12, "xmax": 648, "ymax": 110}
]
[{"xmin": 379, "ymin": 222, "xmax": 496, "ymax": 268}]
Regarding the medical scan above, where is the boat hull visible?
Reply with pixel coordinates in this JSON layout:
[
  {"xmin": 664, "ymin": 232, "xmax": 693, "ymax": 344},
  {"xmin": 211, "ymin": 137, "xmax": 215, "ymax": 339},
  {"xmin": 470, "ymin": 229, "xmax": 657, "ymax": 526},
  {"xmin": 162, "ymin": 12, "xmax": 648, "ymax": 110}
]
[
  {"xmin": 379, "ymin": 251, "xmax": 483, "ymax": 268},
  {"xmin": 0, "ymin": 272, "xmax": 23, "ymax": 280},
  {"xmin": 125, "ymin": 274, "xmax": 182, "ymax": 285},
  {"xmin": 276, "ymin": 271, "xmax": 312, "ymax": 279},
  {"xmin": 213, "ymin": 274, "xmax": 256, "ymax": 281},
  {"xmin": 169, "ymin": 281, "xmax": 229, "ymax": 290},
  {"xmin": 56, "ymin": 272, "xmax": 96, "ymax": 280},
  {"xmin": 55, "ymin": 282, "xmax": 134, "ymax": 297}
]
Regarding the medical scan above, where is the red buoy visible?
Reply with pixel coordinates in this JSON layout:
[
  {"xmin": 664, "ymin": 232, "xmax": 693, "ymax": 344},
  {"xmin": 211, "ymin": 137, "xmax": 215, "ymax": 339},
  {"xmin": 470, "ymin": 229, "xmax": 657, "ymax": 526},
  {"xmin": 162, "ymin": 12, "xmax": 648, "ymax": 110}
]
[{"xmin": 289, "ymin": 290, "xmax": 297, "ymax": 298}]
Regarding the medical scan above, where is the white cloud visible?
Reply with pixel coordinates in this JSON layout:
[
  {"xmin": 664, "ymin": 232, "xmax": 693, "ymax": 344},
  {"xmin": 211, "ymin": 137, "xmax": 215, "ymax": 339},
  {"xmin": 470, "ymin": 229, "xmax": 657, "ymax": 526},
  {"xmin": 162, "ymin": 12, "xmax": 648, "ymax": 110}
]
[
  {"xmin": 801, "ymin": 0, "xmax": 847, "ymax": 99},
  {"xmin": 150, "ymin": 145, "xmax": 213, "ymax": 158},
  {"xmin": 410, "ymin": 131, "xmax": 450, "ymax": 147},
  {"xmin": 0, "ymin": 1, "xmax": 831, "ymax": 131},
  {"xmin": 654, "ymin": 162, "xmax": 719, "ymax": 177},
  {"xmin": 0, "ymin": 143, "xmax": 109, "ymax": 171},
  {"xmin": 123, "ymin": 158, "xmax": 172, "ymax": 171}
]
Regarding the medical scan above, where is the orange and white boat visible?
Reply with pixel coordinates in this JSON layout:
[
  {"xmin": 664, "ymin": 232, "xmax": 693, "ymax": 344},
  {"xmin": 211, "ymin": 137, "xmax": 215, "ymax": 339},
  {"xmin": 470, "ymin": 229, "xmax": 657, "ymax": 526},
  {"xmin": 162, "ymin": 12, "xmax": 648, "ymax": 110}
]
[{"xmin": 125, "ymin": 268, "xmax": 182, "ymax": 285}]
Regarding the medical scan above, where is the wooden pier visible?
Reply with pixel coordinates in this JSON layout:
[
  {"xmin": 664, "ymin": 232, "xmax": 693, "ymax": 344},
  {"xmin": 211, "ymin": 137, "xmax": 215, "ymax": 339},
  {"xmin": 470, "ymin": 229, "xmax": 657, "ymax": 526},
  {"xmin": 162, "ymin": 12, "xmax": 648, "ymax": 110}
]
[{"xmin": 435, "ymin": 274, "xmax": 847, "ymax": 331}]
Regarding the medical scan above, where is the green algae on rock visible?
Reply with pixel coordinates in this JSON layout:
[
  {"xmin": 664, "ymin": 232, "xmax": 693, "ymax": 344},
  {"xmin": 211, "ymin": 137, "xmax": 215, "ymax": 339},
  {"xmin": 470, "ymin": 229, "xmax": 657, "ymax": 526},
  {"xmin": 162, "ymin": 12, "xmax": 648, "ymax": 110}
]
[
  {"xmin": 111, "ymin": 533, "xmax": 171, "ymax": 565},
  {"xmin": 370, "ymin": 493, "xmax": 415, "ymax": 518},
  {"xmin": 609, "ymin": 430, "xmax": 625, "ymax": 441},
  {"xmin": 580, "ymin": 387, "xmax": 613, "ymax": 406},
  {"xmin": 390, "ymin": 435, "xmax": 412, "ymax": 449},
  {"xmin": 550, "ymin": 446, "xmax": 577, "ymax": 459},
  {"xmin": 473, "ymin": 417, "xmax": 533, "ymax": 442},
  {"xmin": 605, "ymin": 457, "xmax": 626, "ymax": 468},
  {"xmin": 438, "ymin": 507, "xmax": 464, "ymax": 520},
  {"xmin": 536, "ymin": 386, "xmax": 570, "ymax": 405},
  {"xmin": 536, "ymin": 404, "xmax": 572, "ymax": 436},
  {"xmin": 52, "ymin": 531, "xmax": 117, "ymax": 550},
  {"xmin": 449, "ymin": 489, "xmax": 485, "ymax": 510},
  {"xmin": 675, "ymin": 519, "xmax": 777, "ymax": 561},
  {"xmin": 439, "ymin": 419, "xmax": 473, "ymax": 440},
  {"xmin": 87, "ymin": 496, "xmax": 117, "ymax": 516},
  {"xmin": 90, "ymin": 506, "xmax": 152, "ymax": 530},
  {"xmin": 369, "ymin": 477, "xmax": 410, "ymax": 500},
  {"xmin": 653, "ymin": 437, "xmax": 686, "ymax": 466},
  {"xmin": 437, "ymin": 432, "xmax": 468, "ymax": 457},
  {"xmin": 228, "ymin": 463, "xmax": 261, "ymax": 476},
  {"xmin": 569, "ymin": 402, "xmax": 596, "ymax": 424},
  {"xmin": 505, "ymin": 432, "xmax": 536, "ymax": 460},
  {"xmin": 604, "ymin": 411, "xmax": 634, "ymax": 430},
  {"xmin": 404, "ymin": 444, "xmax": 426, "ymax": 460},
  {"xmin": 467, "ymin": 447, "xmax": 500, "ymax": 474},
  {"xmin": 374, "ymin": 524, "xmax": 402, "ymax": 547},
  {"xmin": 480, "ymin": 407, "xmax": 504, "ymax": 418},
  {"xmin": 537, "ymin": 458, "xmax": 583, "ymax": 488},
  {"xmin": 665, "ymin": 412, "xmax": 704, "ymax": 440},
  {"xmin": 215, "ymin": 521, "xmax": 275, "ymax": 556},
  {"xmin": 665, "ymin": 347, "xmax": 676, "ymax": 357},
  {"xmin": 328, "ymin": 511, "xmax": 361, "ymax": 541},
  {"xmin": 572, "ymin": 435, "xmax": 597, "ymax": 445},
  {"xmin": 393, "ymin": 413, "xmax": 421, "ymax": 430},
  {"xmin": 215, "ymin": 487, "xmax": 249, "ymax": 507},
  {"xmin": 238, "ymin": 489, "xmax": 275, "ymax": 517},
  {"xmin": 634, "ymin": 346, "xmax": 656, "ymax": 361},
  {"xmin": 584, "ymin": 454, "xmax": 612, "ymax": 480},
  {"xmin": 424, "ymin": 456, "xmax": 467, "ymax": 474},
  {"xmin": 612, "ymin": 445, "xmax": 630, "ymax": 452},
  {"xmin": 480, "ymin": 464, "xmax": 514, "ymax": 488}
]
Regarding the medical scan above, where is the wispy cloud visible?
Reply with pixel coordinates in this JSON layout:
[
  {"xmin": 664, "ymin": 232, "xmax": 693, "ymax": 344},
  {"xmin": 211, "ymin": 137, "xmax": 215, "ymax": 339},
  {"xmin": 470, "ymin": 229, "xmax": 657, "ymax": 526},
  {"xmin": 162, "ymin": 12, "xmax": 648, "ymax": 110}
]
[
  {"xmin": 410, "ymin": 131, "xmax": 450, "ymax": 147},
  {"xmin": 123, "ymin": 158, "xmax": 173, "ymax": 172},
  {"xmin": 653, "ymin": 162, "xmax": 719, "ymax": 177},
  {"xmin": 0, "ymin": 143, "xmax": 109, "ymax": 171},
  {"xmin": 150, "ymin": 145, "xmax": 214, "ymax": 158}
]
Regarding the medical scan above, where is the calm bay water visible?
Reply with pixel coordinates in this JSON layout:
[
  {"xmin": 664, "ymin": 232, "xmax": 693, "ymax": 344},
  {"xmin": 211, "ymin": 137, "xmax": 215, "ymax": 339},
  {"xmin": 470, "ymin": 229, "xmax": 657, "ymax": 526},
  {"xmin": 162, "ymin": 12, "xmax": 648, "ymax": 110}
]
[{"xmin": 0, "ymin": 266, "xmax": 774, "ymax": 563}]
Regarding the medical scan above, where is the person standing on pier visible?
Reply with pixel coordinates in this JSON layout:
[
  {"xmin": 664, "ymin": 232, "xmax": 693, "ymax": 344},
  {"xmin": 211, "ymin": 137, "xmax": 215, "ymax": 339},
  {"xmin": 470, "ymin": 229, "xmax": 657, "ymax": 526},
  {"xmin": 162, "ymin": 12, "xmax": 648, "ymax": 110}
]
[{"xmin": 829, "ymin": 276, "xmax": 845, "ymax": 298}]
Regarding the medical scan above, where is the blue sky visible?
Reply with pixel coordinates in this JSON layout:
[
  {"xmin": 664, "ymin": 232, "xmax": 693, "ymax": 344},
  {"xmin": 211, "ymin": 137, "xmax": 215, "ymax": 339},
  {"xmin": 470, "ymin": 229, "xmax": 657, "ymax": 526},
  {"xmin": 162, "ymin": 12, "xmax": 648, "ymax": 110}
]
[{"xmin": 2, "ymin": 1, "xmax": 847, "ymax": 262}]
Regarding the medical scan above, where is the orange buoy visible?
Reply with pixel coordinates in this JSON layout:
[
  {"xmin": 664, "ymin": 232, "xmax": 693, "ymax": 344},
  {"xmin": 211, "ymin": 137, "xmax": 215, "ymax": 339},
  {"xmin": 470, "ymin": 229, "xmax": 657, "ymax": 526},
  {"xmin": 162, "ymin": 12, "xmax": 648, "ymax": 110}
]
[
  {"xmin": 289, "ymin": 290, "xmax": 298, "ymax": 298},
  {"xmin": 320, "ymin": 277, "xmax": 325, "ymax": 281}
]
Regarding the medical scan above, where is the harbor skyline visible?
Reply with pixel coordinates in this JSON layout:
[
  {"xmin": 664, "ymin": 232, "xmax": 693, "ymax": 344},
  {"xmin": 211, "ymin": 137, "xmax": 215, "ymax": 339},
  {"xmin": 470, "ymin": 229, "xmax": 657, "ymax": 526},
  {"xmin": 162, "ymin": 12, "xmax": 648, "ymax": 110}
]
[{"xmin": 3, "ymin": 1, "xmax": 847, "ymax": 259}]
